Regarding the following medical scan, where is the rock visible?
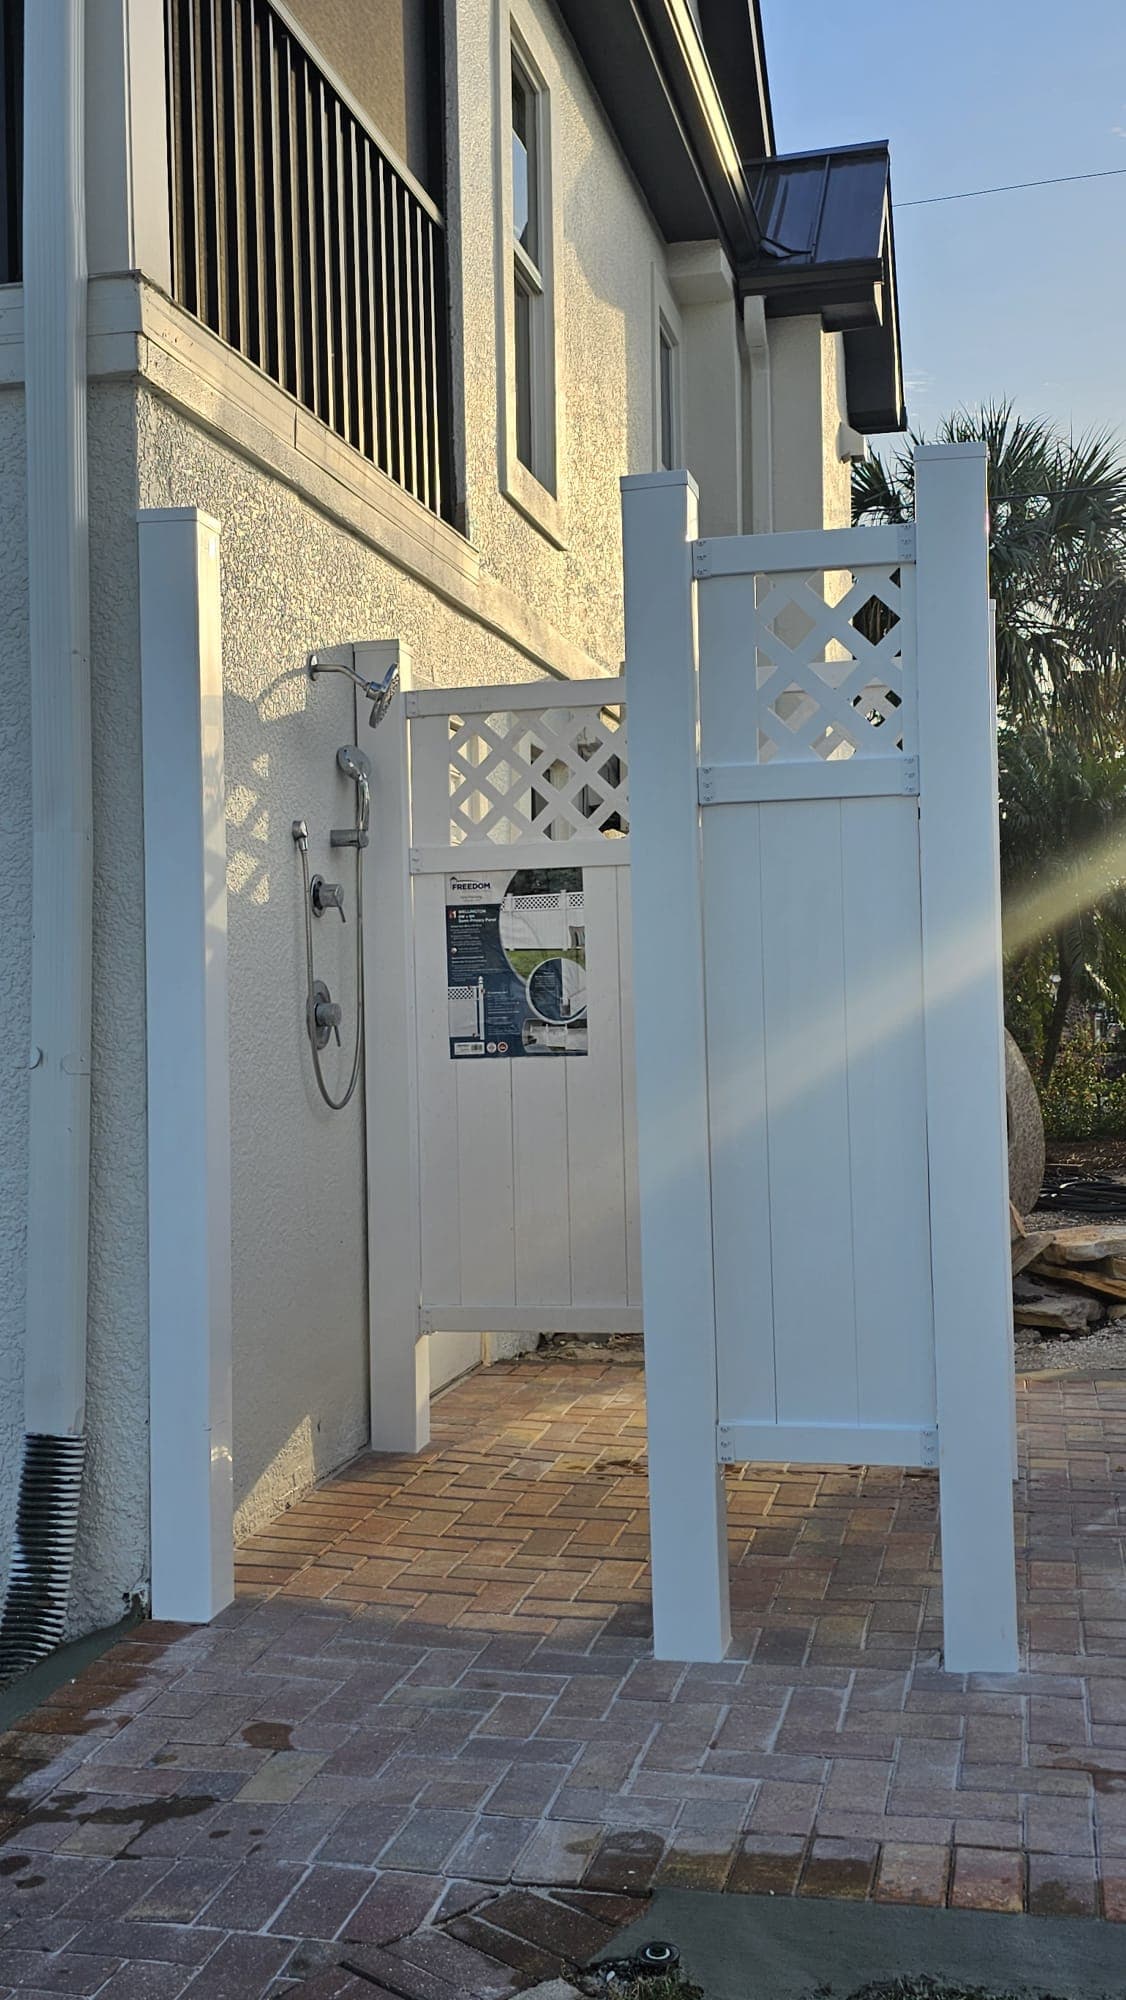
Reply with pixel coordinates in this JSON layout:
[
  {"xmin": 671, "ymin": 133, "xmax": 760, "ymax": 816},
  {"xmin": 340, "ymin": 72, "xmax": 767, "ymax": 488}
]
[
  {"xmin": 1006, "ymin": 1032, "xmax": 1046, "ymax": 1216},
  {"xmin": 1041, "ymin": 1225, "xmax": 1126, "ymax": 1264},
  {"xmin": 1012, "ymin": 1274, "xmax": 1101, "ymax": 1331},
  {"xmin": 1012, "ymin": 1230, "xmax": 1057, "ymax": 1277},
  {"xmin": 1030, "ymin": 1260, "xmax": 1126, "ymax": 1301}
]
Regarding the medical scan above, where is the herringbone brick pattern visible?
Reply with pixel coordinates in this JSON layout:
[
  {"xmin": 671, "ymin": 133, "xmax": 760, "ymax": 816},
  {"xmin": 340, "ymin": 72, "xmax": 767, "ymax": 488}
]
[{"xmin": 1, "ymin": 1359, "xmax": 1125, "ymax": 1996}]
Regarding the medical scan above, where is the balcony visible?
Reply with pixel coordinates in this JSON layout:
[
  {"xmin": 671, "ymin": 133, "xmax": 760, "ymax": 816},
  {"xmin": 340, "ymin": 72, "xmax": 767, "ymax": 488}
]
[{"xmin": 165, "ymin": 0, "xmax": 454, "ymax": 522}]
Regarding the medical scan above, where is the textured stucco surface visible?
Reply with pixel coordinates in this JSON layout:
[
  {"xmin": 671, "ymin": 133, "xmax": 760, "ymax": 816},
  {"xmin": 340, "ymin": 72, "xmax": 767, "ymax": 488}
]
[
  {"xmin": 77, "ymin": 383, "xmax": 151, "ymax": 1630},
  {"xmin": 127, "ymin": 0, "xmax": 684, "ymax": 1544},
  {"xmin": 0, "ymin": 390, "xmax": 30, "ymax": 1607},
  {"xmin": 0, "ymin": 0, "xmax": 850, "ymax": 1626},
  {"xmin": 768, "ymin": 317, "xmax": 852, "ymax": 534},
  {"xmin": 448, "ymin": 0, "xmax": 668, "ymax": 669},
  {"xmin": 135, "ymin": 388, "xmax": 566, "ymax": 1541},
  {"xmin": 0, "ymin": 382, "xmax": 150, "ymax": 1636}
]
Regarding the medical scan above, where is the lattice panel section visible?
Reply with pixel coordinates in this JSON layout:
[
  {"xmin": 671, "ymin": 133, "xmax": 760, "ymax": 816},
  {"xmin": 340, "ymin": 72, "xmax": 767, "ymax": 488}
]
[
  {"xmin": 445, "ymin": 703, "xmax": 629, "ymax": 846},
  {"xmin": 749, "ymin": 564, "xmax": 914, "ymax": 764}
]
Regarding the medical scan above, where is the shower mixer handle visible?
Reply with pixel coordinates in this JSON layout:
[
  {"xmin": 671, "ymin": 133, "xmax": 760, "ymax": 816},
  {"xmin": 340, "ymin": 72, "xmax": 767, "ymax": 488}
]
[
  {"xmin": 310, "ymin": 875, "xmax": 346, "ymax": 921},
  {"xmin": 314, "ymin": 995, "xmax": 343, "ymax": 1046}
]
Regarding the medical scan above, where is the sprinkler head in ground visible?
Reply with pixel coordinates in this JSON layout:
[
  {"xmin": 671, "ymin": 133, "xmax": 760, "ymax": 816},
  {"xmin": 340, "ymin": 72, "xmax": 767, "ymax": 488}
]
[{"xmin": 594, "ymin": 1941, "xmax": 682, "ymax": 1986}]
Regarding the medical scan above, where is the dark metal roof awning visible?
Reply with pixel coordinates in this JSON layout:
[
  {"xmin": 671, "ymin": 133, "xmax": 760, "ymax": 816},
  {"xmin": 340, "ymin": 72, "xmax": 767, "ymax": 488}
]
[{"xmin": 741, "ymin": 142, "xmax": 905, "ymax": 433}]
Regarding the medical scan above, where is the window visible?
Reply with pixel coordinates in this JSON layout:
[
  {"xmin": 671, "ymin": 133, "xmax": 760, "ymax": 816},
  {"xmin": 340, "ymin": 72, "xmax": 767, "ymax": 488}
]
[
  {"xmin": 510, "ymin": 46, "xmax": 552, "ymax": 487},
  {"xmin": 658, "ymin": 322, "xmax": 679, "ymax": 471}
]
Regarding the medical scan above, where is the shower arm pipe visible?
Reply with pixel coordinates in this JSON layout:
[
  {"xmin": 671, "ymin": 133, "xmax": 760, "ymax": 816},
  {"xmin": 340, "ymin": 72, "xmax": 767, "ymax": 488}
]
[{"xmin": 22, "ymin": 0, "xmax": 92, "ymax": 1443}]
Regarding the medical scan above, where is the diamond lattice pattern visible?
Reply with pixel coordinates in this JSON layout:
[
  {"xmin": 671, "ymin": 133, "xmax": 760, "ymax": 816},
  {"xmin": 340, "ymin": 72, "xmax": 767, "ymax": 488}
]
[
  {"xmin": 446, "ymin": 704, "xmax": 628, "ymax": 846},
  {"xmin": 751, "ymin": 565, "xmax": 913, "ymax": 764}
]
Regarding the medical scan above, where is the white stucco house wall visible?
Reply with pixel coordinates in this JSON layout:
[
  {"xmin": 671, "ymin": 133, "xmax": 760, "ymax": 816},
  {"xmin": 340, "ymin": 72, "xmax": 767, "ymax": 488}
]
[{"xmin": 0, "ymin": 0, "xmax": 905, "ymax": 1659}]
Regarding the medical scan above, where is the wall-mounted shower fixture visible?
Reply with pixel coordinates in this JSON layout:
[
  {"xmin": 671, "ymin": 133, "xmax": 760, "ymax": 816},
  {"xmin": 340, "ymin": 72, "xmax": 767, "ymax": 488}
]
[
  {"xmin": 294, "ymin": 640, "xmax": 404, "ymax": 1114},
  {"xmin": 331, "ymin": 745, "xmax": 371, "ymax": 848},
  {"xmin": 310, "ymin": 876, "xmax": 346, "ymax": 920},
  {"xmin": 308, "ymin": 639, "xmax": 402, "ymax": 732}
]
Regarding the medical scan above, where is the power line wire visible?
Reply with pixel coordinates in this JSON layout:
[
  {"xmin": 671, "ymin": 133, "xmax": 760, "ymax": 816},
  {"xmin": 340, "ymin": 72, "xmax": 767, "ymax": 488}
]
[{"xmin": 900, "ymin": 166, "xmax": 1126, "ymax": 208}]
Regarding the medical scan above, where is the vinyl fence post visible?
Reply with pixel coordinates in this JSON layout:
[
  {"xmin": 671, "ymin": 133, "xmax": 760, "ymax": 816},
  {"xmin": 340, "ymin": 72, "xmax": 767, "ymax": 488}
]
[
  {"xmin": 622, "ymin": 470, "xmax": 730, "ymax": 1662},
  {"xmin": 915, "ymin": 445, "xmax": 1018, "ymax": 1673},
  {"xmin": 364, "ymin": 647, "xmax": 430, "ymax": 1450},
  {"xmin": 139, "ymin": 509, "xmax": 234, "ymax": 1624}
]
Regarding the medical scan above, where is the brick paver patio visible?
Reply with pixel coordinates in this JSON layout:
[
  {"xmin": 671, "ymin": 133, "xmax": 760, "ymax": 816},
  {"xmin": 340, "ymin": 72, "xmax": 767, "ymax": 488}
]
[{"xmin": 2, "ymin": 1355, "xmax": 1126, "ymax": 1994}]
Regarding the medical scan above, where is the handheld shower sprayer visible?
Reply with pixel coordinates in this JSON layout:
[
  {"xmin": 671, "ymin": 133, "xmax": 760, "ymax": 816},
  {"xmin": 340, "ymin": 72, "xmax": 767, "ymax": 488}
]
[
  {"xmin": 296, "ymin": 641, "xmax": 405, "ymax": 1113},
  {"xmin": 332, "ymin": 744, "xmax": 371, "ymax": 848}
]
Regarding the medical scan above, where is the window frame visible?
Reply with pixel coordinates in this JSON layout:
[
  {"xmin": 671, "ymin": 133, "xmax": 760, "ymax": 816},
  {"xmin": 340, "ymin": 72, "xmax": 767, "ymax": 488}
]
[
  {"xmin": 495, "ymin": 3, "xmax": 566, "ymax": 548},
  {"xmin": 651, "ymin": 266, "xmax": 684, "ymax": 476}
]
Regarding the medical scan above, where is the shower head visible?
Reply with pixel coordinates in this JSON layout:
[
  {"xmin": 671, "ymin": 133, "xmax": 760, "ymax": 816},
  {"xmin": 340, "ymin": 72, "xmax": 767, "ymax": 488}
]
[
  {"xmin": 364, "ymin": 663, "xmax": 400, "ymax": 731},
  {"xmin": 307, "ymin": 645, "xmax": 401, "ymax": 731}
]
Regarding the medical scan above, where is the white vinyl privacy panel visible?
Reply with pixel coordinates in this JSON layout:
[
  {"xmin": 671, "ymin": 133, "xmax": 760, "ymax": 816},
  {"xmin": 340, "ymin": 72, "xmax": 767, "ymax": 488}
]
[
  {"xmin": 622, "ymin": 457, "xmax": 1017, "ymax": 1674},
  {"xmin": 696, "ymin": 548, "xmax": 936, "ymax": 1468},
  {"xmin": 392, "ymin": 680, "xmax": 637, "ymax": 1341}
]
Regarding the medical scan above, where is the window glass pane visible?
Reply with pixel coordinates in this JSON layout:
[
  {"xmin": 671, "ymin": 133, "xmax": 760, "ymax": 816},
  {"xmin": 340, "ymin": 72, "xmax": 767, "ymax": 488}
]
[
  {"xmin": 514, "ymin": 269, "xmax": 534, "ymax": 471},
  {"xmin": 511, "ymin": 57, "xmax": 538, "ymax": 263},
  {"xmin": 659, "ymin": 329, "xmax": 676, "ymax": 471}
]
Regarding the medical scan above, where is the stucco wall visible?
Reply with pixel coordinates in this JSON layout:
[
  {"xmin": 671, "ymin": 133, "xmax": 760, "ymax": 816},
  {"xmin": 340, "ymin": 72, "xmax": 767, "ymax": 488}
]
[
  {"xmin": 0, "ymin": 381, "xmax": 150, "ymax": 1636},
  {"xmin": 128, "ymin": 0, "xmax": 684, "ymax": 1539},
  {"xmin": 448, "ymin": 0, "xmax": 669, "ymax": 669},
  {"xmin": 134, "ymin": 389, "xmax": 581, "ymax": 1539},
  {"xmin": 768, "ymin": 316, "xmax": 852, "ymax": 534},
  {"xmin": 0, "ymin": 389, "xmax": 30, "ymax": 1613},
  {"xmin": 0, "ymin": 0, "xmax": 854, "ymax": 1631}
]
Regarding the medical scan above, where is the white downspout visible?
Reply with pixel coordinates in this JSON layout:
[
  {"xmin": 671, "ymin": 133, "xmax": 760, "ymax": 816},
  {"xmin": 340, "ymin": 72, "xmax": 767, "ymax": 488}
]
[
  {"xmin": 742, "ymin": 294, "xmax": 773, "ymax": 534},
  {"xmin": 0, "ymin": 0, "xmax": 93, "ymax": 1676}
]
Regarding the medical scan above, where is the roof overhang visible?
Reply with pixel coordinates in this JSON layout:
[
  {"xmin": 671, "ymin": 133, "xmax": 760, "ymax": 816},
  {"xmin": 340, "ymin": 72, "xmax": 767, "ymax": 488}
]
[
  {"xmin": 553, "ymin": 0, "xmax": 766, "ymax": 259},
  {"xmin": 740, "ymin": 143, "xmax": 906, "ymax": 432},
  {"xmin": 551, "ymin": 10, "xmax": 906, "ymax": 433}
]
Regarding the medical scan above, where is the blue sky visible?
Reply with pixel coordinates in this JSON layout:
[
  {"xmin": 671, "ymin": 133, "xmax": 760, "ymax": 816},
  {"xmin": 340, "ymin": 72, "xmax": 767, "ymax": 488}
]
[{"xmin": 760, "ymin": 0, "xmax": 1126, "ymax": 443}]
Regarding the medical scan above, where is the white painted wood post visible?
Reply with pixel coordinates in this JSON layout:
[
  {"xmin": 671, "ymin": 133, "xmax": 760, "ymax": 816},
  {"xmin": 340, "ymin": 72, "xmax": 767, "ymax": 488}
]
[
  {"xmin": 622, "ymin": 470, "xmax": 731, "ymax": 1662},
  {"xmin": 22, "ymin": 0, "xmax": 92, "ymax": 1446},
  {"xmin": 914, "ymin": 445, "xmax": 1018, "ymax": 1673},
  {"xmin": 139, "ymin": 509, "xmax": 234, "ymax": 1625},
  {"xmin": 362, "ymin": 644, "xmax": 430, "ymax": 1451},
  {"xmin": 85, "ymin": 0, "xmax": 172, "ymax": 287}
]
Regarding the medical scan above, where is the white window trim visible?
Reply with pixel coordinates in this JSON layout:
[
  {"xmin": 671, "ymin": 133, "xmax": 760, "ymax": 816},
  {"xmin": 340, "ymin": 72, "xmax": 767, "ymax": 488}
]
[
  {"xmin": 494, "ymin": 0, "xmax": 567, "ymax": 549},
  {"xmin": 652, "ymin": 265, "xmax": 684, "ymax": 474}
]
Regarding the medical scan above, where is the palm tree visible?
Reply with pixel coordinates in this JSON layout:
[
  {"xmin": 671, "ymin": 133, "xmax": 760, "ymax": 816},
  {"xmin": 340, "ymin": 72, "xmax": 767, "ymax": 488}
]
[
  {"xmin": 853, "ymin": 402, "xmax": 1126, "ymax": 723},
  {"xmin": 855, "ymin": 404, "xmax": 1126, "ymax": 1081},
  {"xmin": 998, "ymin": 720, "xmax": 1126, "ymax": 1082}
]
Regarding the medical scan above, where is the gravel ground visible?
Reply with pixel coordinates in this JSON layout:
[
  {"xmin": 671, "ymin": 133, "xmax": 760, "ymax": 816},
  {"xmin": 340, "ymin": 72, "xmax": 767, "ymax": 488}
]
[
  {"xmin": 535, "ymin": 1226, "xmax": 1126, "ymax": 1380},
  {"xmin": 1016, "ymin": 1205, "xmax": 1126, "ymax": 1373},
  {"xmin": 1016, "ymin": 1322, "xmax": 1126, "ymax": 1373}
]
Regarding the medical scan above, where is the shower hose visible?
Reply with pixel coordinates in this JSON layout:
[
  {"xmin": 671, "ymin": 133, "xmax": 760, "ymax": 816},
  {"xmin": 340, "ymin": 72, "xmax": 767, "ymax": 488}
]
[{"xmin": 297, "ymin": 834, "xmax": 365, "ymax": 1111}]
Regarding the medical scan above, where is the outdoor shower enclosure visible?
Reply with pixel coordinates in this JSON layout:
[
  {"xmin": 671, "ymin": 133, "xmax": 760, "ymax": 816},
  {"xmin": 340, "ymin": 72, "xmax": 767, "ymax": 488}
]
[{"xmin": 623, "ymin": 446, "xmax": 1018, "ymax": 1674}]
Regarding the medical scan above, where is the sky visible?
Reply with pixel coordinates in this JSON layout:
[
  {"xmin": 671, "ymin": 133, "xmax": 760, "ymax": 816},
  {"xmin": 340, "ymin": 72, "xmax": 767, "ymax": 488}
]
[{"xmin": 759, "ymin": 0, "xmax": 1126, "ymax": 444}]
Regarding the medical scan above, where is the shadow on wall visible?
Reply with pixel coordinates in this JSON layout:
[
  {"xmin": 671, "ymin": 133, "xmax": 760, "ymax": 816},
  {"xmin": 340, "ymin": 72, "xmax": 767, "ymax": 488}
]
[
  {"xmin": 221, "ymin": 666, "xmax": 371, "ymax": 1541},
  {"xmin": 560, "ymin": 122, "xmax": 660, "ymax": 525}
]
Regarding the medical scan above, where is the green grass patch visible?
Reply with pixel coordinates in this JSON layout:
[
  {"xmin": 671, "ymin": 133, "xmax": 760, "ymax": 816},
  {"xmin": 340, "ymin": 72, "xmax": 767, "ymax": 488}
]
[{"xmin": 505, "ymin": 946, "xmax": 585, "ymax": 977}]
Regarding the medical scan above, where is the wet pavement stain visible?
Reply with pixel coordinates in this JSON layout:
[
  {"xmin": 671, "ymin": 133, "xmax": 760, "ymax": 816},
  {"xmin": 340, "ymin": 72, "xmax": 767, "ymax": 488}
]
[
  {"xmin": 0, "ymin": 1790, "xmax": 218, "ymax": 1853},
  {"xmin": 1029, "ymin": 1876, "xmax": 1095, "ymax": 1918},
  {"xmin": 1048, "ymin": 1756, "xmax": 1126, "ymax": 1793},
  {"xmin": 242, "ymin": 1721, "xmax": 295, "ymax": 1750}
]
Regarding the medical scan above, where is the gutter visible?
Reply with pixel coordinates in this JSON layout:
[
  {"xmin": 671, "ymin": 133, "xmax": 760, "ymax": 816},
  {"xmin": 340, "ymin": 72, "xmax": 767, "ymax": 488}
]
[
  {"xmin": 634, "ymin": 0, "xmax": 762, "ymax": 259},
  {"xmin": 0, "ymin": 0, "xmax": 93, "ymax": 1677}
]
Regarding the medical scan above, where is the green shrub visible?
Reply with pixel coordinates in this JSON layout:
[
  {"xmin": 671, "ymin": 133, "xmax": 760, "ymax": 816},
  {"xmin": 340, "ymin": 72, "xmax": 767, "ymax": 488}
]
[{"xmin": 1039, "ymin": 1028, "xmax": 1126, "ymax": 1139}]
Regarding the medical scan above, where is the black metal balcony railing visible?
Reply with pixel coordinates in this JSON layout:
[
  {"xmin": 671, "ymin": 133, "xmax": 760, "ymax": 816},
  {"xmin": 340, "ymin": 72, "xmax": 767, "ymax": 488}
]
[
  {"xmin": 0, "ymin": 0, "xmax": 22, "ymax": 284},
  {"xmin": 165, "ymin": 0, "xmax": 453, "ymax": 522}
]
